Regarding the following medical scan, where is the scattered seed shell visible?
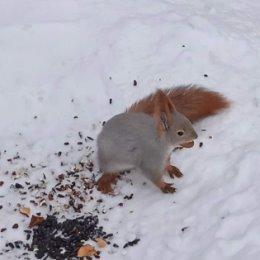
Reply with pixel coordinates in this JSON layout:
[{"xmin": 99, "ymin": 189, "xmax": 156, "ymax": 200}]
[
  {"xmin": 97, "ymin": 238, "xmax": 107, "ymax": 248},
  {"xmin": 12, "ymin": 223, "xmax": 19, "ymax": 229},
  {"xmin": 77, "ymin": 244, "xmax": 97, "ymax": 257},
  {"xmin": 28, "ymin": 215, "xmax": 45, "ymax": 228},
  {"xmin": 19, "ymin": 207, "xmax": 31, "ymax": 217}
]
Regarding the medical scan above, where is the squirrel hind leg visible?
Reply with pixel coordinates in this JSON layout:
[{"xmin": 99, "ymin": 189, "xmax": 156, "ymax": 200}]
[{"xmin": 97, "ymin": 173, "xmax": 118, "ymax": 194}]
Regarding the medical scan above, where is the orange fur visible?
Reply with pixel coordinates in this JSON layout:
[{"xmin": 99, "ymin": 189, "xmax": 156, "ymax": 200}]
[{"xmin": 127, "ymin": 85, "xmax": 230, "ymax": 123}]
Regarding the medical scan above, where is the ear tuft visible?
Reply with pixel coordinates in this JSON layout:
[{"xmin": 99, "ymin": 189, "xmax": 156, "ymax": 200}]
[
  {"xmin": 160, "ymin": 112, "xmax": 169, "ymax": 131},
  {"xmin": 154, "ymin": 89, "xmax": 176, "ymax": 113}
]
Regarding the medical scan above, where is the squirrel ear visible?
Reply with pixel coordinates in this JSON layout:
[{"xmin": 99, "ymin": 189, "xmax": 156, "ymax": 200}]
[
  {"xmin": 160, "ymin": 112, "xmax": 169, "ymax": 131},
  {"xmin": 154, "ymin": 89, "xmax": 176, "ymax": 114},
  {"xmin": 153, "ymin": 89, "xmax": 175, "ymax": 133}
]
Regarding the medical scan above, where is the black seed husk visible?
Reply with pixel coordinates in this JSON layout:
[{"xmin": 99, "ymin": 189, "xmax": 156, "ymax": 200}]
[
  {"xmin": 123, "ymin": 238, "xmax": 140, "ymax": 248},
  {"xmin": 181, "ymin": 226, "xmax": 189, "ymax": 232},
  {"xmin": 15, "ymin": 183, "xmax": 24, "ymax": 189},
  {"xmin": 12, "ymin": 223, "xmax": 19, "ymax": 229}
]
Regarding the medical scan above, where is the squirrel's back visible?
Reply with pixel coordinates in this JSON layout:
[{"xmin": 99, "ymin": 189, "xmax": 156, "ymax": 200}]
[{"xmin": 127, "ymin": 85, "xmax": 230, "ymax": 123}]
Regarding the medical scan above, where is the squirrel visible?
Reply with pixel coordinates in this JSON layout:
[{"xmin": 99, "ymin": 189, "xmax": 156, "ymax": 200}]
[
  {"xmin": 97, "ymin": 89, "xmax": 199, "ymax": 194},
  {"xmin": 97, "ymin": 85, "xmax": 230, "ymax": 194}
]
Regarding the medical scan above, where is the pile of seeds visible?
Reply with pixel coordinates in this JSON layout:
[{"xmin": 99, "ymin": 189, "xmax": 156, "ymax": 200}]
[
  {"xmin": 29, "ymin": 214, "xmax": 111, "ymax": 259},
  {"xmin": 1, "ymin": 129, "xmax": 141, "ymax": 259}
]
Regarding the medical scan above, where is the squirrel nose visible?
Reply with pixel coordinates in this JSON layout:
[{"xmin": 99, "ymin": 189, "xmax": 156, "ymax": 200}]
[{"xmin": 193, "ymin": 131, "xmax": 198, "ymax": 139}]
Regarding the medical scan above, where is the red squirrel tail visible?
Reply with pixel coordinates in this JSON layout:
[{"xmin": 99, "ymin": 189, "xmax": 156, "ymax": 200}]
[{"xmin": 127, "ymin": 85, "xmax": 230, "ymax": 123}]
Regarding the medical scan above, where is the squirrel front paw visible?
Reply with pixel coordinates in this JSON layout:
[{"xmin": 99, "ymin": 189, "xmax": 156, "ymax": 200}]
[
  {"xmin": 97, "ymin": 174, "xmax": 118, "ymax": 194},
  {"xmin": 160, "ymin": 182, "xmax": 176, "ymax": 193},
  {"xmin": 166, "ymin": 164, "xmax": 183, "ymax": 178}
]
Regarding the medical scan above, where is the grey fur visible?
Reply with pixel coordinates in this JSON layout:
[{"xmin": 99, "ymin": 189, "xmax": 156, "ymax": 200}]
[{"xmin": 97, "ymin": 112, "xmax": 197, "ymax": 183}]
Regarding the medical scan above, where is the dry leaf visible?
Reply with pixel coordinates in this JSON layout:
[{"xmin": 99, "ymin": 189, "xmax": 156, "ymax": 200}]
[
  {"xmin": 19, "ymin": 207, "xmax": 31, "ymax": 217},
  {"xmin": 96, "ymin": 238, "xmax": 106, "ymax": 248},
  {"xmin": 28, "ymin": 215, "xmax": 45, "ymax": 228},
  {"xmin": 77, "ymin": 244, "xmax": 97, "ymax": 257}
]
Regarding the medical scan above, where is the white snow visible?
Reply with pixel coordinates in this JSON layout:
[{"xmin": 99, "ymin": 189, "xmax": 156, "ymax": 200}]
[{"xmin": 0, "ymin": 0, "xmax": 260, "ymax": 259}]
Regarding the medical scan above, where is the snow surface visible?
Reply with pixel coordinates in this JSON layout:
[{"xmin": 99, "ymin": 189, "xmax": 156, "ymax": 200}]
[{"xmin": 1, "ymin": 0, "xmax": 260, "ymax": 259}]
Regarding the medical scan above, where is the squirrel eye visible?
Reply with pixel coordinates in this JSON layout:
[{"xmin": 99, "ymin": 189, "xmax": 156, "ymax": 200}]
[{"xmin": 177, "ymin": 130, "xmax": 184, "ymax": 136}]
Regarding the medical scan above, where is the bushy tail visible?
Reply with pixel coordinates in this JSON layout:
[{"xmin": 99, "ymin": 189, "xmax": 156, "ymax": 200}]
[{"xmin": 127, "ymin": 85, "xmax": 230, "ymax": 123}]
